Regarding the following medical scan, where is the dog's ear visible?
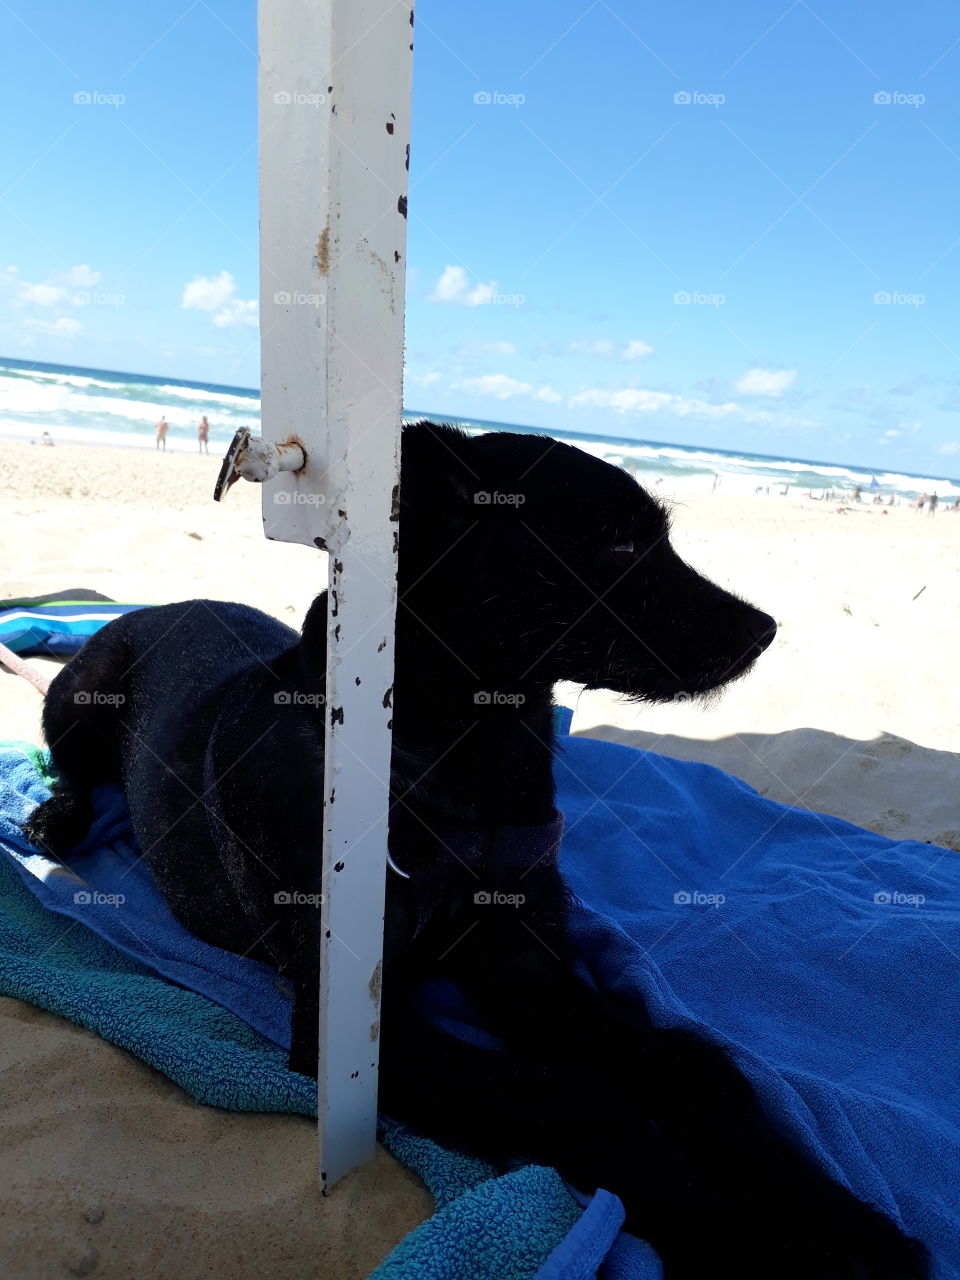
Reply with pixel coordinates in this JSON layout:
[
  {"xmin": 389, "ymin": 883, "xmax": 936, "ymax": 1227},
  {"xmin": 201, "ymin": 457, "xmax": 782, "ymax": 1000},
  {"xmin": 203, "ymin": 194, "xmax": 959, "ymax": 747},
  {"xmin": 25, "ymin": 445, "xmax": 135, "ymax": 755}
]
[{"xmin": 400, "ymin": 421, "xmax": 478, "ymax": 524}]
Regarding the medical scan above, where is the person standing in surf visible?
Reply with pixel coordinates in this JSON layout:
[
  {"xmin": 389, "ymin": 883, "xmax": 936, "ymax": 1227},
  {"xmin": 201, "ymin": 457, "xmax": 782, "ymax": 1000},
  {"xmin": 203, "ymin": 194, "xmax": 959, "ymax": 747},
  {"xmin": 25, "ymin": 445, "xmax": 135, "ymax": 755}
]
[
  {"xmin": 156, "ymin": 416, "xmax": 169, "ymax": 451},
  {"xmin": 198, "ymin": 415, "xmax": 210, "ymax": 454}
]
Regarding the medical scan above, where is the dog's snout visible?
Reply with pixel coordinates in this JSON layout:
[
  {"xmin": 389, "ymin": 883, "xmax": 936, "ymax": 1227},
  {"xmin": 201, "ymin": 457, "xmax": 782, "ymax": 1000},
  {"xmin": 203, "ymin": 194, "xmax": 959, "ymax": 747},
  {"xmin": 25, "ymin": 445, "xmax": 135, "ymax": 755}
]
[
  {"xmin": 715, "ymin": 599, "xmax": 777, "ymax": 657},
  {"xmin": 747, "ymin": 609, "xmax": 777, "ymax": 652}
]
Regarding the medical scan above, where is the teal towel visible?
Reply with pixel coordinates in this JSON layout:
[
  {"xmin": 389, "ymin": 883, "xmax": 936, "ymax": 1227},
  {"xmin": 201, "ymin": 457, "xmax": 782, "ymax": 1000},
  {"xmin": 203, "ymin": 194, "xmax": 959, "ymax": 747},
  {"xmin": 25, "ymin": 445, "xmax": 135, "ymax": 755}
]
[
  {"xmin": 376, "ymin": 1121, "xmax": 582, "ymax": 1279},
  {"xmin": 0, "ymin": 802, "xmax": 316, "ymax": 1116}
]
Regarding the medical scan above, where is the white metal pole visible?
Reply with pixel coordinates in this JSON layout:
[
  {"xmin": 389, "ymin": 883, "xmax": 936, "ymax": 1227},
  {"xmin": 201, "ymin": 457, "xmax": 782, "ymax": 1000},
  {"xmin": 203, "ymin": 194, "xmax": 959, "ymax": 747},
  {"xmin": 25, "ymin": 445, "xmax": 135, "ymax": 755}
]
[{"xmin": 258, "ymin": 0, "xmax": 413, "ymax": 1188}]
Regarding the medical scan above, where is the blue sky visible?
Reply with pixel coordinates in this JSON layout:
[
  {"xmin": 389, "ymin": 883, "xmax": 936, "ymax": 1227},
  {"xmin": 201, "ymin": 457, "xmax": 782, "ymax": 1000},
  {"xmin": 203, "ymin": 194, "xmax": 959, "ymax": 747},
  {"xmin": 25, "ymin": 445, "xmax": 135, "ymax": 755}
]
[{"xmin": 2, "ymin": 1, "xmax": 960, "ymax": 473}]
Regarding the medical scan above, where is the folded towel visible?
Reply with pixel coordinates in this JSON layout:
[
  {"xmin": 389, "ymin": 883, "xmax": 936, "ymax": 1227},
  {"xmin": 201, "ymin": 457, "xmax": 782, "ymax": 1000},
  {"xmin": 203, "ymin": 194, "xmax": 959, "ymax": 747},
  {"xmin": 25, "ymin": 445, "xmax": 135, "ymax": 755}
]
[
  {"xmin": 374, "ymin": 1122, "xmax": 585, "ymax": 1280},
  {"xmin": 0, "ymin": 590, "xmax": 146, "ymax": 656},
  {"xmin": 2, "ymin": 719, "xmax": 958, "ymax": 1278}
]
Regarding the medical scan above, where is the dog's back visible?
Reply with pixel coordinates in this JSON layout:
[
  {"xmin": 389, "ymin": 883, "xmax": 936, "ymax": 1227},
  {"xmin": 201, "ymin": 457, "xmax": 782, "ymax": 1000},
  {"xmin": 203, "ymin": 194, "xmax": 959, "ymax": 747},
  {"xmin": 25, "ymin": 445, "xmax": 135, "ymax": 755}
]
[{"xmin": 27, "ymin": 599, "xmax": 305, "ymax": 956}]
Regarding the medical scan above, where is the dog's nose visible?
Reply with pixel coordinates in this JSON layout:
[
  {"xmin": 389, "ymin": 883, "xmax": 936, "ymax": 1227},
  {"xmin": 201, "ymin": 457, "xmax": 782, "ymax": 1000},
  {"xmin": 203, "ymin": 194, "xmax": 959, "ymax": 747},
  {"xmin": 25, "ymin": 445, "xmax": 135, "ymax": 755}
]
[{"xmin": 745, "ymin": 608, "xmax": 777, "ymax": 652}]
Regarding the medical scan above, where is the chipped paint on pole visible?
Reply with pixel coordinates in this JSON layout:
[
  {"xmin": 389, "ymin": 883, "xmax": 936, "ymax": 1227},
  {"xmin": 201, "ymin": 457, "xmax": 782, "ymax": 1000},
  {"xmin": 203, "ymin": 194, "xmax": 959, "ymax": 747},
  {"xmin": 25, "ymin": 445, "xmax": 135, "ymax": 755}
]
[{"xmin": 258, "ymin": 0, "xmax": 413, "ymax": 1187}]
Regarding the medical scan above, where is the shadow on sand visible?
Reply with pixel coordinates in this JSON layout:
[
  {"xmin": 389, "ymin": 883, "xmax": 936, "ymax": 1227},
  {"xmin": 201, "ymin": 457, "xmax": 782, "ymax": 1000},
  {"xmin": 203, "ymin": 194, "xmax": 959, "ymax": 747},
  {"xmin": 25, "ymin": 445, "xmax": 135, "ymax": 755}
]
[{"xmin": 575, "ymin": 723, "xmax": 960, "ymax": 852}]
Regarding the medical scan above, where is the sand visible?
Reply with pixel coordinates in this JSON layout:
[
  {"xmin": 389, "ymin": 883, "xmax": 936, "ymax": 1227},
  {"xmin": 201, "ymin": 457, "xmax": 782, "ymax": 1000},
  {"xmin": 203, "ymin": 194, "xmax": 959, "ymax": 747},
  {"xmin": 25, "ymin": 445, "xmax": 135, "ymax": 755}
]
[{"xmin": 1, "ymin": 437, "xmax": 959, "ymax": 1277}]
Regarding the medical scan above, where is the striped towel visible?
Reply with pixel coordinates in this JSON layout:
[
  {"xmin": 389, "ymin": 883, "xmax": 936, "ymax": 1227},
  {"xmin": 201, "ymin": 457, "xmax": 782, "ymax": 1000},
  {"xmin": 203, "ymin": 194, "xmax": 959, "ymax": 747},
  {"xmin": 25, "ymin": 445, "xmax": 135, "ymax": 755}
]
[{"xmin": 0, "ymin": 590, "xmax": 146, "ymax": 656}]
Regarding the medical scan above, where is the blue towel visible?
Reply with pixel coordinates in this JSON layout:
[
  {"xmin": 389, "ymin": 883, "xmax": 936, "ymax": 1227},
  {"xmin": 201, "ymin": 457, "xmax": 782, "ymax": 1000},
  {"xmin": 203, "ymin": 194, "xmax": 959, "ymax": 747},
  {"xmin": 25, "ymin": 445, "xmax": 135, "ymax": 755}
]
[
  {"xmin": 2, "ymin": 720, "xmax": 958, "ymax": 1278},
  {"xmin": 554, "ymin": 736, "xmax": 958, "ymax": 1275}
]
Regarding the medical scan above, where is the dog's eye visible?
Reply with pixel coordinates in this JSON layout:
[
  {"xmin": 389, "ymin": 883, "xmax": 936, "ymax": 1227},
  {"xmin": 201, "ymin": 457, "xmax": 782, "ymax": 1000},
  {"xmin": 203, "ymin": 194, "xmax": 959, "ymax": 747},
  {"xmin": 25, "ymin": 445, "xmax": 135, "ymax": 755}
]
[{"xmin": 611, "ymin": 540, "xmax": 635, "ymax": 555}]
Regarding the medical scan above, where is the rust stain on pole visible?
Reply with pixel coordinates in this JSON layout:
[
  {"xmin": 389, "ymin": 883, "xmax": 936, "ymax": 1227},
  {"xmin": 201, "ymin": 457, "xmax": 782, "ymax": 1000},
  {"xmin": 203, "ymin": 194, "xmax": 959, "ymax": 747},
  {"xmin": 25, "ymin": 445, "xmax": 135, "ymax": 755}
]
[
  {"xmin": 316, "ymin": 226, "xmax": 331, "ymax": 275},
  {"xmin": 369, "ymin": 959, "xmax": 382, "ymax": 1003}
]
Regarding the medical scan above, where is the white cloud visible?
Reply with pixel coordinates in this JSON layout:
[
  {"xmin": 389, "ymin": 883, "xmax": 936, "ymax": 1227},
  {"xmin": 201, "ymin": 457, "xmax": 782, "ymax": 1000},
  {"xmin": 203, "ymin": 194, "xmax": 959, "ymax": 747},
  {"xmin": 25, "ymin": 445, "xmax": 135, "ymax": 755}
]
[
  {"xmin": 455, "ymin": 374, "xmax": 532, "ymax": 399},
  {"xmin": 430, "ymin": 265, "xmax": 467, "ymax": 302},
  {"xmin": 25, "ymin": 316, "xmax": 82, "ymax": 335},
  {"xmin": 20, "ymin": 282, "xmax": 67, "ymax": 307},
  {"xmin": 465, "ymin": 280, "xmax": 497, "ymax": 306},
  {"xmin": 568, "ymin": 339, "xmax": 616, "ymax": 359},
  {"xmin": 623, "ymin": 339, "xmax": 653, "ymax": 361},
  {"xmin": 458, "ymin": 340, "xmax": 517, "ymax": 357},
  {"xmin": 938, "ymin": 441, "xmax": 960, "ymax": 455},
  {"xmin": 428, "ymin": 265, "xmax": 498, "ymax": 306},
  {"xmin": 535, "ymin": 385, "xmax": 562, "ymax": 404},
  {"xmin": 570, "ymin": 385, "xmax": 816, "ymax": 429},
  {"xmin": 571, "ymin": 387, "xmax": 674, "ymax": 413},
  {"xmin": 64, "ymin": 264, "xmax": 100, "ymax": 287},
  {"xmin": 182, "ymin": 270, "xmax": 236, "ymax": 312},
  {"xmin": 884, "ymin": 428, "xmax": 901, "ymax": 439},
  {"xmin": 212, "ymin": 298, "xmax": 258, "ymax": 328},
  {"xmin": 3, "ymin": 265, "xmax": 103, "ymax": 308},
  {"xmin": 736, "ymin": 368, "xmax": 798, "ymax": 397},
  {"xmin": 181, "ymin": 271, "xmax": 256, "ymax": 327},
  {"xmin": 567, "ymin": 338, "xmax": 654, "ymax": 362},
  {"xmin": 420, "ymin": 371, "xmax": 442, "ymax": 386}
]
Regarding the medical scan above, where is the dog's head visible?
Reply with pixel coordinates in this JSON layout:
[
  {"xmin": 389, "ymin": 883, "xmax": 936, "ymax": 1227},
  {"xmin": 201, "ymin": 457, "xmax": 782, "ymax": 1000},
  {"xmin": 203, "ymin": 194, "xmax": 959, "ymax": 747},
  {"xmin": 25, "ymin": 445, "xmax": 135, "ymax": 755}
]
[{"xmin": 399, "ymin": 422, "xmax": 775, "ymax": 702}]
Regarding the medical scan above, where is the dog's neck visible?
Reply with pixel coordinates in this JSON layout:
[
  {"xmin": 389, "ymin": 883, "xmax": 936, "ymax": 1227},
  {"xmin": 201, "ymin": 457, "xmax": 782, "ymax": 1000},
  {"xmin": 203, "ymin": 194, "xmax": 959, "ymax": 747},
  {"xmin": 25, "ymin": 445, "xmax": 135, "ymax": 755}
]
[
  {"xmin": 392, "ymin": 621, "xmax": 559, "ymax": 827},
  {"xmin": 298, "ymin": 593, "xmax": 559, "ymax": 828}
]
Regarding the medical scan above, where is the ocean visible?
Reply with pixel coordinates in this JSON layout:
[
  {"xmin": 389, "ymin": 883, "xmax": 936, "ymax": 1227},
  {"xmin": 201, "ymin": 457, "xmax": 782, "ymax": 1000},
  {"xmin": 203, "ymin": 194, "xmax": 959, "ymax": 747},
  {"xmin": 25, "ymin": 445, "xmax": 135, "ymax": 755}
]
[{"xmin": 2, "ymin": 355, "xmax": 958, "ymax": 501}]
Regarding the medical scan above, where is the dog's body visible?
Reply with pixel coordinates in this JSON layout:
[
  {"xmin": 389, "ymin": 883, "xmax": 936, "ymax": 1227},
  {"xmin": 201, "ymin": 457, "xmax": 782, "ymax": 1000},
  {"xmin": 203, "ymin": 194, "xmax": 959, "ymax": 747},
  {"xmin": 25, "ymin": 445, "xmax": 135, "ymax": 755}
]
[{"xmin": 25, "ymin": 424, "xmax": 926, "ymax": 1277}]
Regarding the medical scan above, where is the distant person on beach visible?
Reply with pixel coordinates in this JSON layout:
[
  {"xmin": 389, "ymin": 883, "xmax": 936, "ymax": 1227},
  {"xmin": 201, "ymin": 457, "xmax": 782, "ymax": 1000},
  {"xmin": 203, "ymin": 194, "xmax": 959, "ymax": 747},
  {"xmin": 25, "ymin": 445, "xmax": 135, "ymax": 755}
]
[
  {"xmin": 198, "ymin": 415, "xmax": 210, "ymax": 454},
  {"xmin": 916, "ymin": 493, "xmax": 927, "ymax": 513},
  {"xmin": 852, "ymin": 485, "xmax": 862, "ymax": 502},
  {"xmin": 928, "ymin": 492, "xmax": 938, "ymax": 516},
  {"xmin": 39, "ymin": 431, "xmax": 54, "ymax": 446},
  {"xmin": 156, "ymin": 416, "xmax": 169, "ymax": 451}
]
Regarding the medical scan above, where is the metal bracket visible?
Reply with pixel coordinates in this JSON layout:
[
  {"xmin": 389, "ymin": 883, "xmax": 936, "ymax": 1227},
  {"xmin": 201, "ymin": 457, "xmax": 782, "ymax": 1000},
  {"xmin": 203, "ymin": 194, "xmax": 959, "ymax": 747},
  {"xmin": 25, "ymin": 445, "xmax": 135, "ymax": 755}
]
[{"xmin": 213, "ymin": 428, "xmax": 307, "ymax": 502}]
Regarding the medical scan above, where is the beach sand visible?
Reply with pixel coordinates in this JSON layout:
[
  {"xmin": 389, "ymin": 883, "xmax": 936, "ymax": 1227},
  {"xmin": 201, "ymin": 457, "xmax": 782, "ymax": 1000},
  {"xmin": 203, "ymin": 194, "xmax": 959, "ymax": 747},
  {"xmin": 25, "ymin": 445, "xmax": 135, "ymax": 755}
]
[{"xmin": 1, "ymin": 438, "xmax": 959, "ymax": 1277}]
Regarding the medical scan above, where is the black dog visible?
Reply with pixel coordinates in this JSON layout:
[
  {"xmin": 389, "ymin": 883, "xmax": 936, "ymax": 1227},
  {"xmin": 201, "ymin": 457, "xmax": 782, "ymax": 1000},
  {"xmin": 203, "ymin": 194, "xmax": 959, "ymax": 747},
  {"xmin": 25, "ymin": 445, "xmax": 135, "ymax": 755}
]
[{"xmin": 25, "ymin": 423, "xmax": 926, "ymax": 1278}]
